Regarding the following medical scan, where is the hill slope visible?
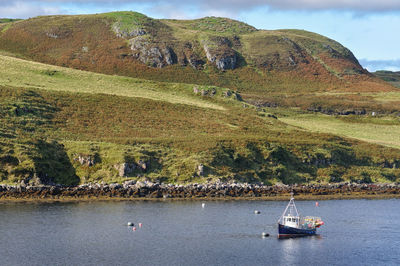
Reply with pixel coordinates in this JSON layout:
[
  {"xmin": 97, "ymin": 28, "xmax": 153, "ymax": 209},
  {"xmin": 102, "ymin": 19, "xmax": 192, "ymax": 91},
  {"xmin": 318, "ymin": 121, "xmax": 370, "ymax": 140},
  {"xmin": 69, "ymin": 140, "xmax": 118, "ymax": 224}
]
[
  {"xmin": 0, "ymin": 11, "xmax": 398, "ymax": 114},
  {"xmin": 1, "ymin": 12, "xmax": 400, "ymax": 186},
  {"xmin": 1, "ymin": 54, "xmax": 400, "ymax": 186},
  {"xmin": 374, "ymin": 70, "xmax": 400, "ymax": 88}
]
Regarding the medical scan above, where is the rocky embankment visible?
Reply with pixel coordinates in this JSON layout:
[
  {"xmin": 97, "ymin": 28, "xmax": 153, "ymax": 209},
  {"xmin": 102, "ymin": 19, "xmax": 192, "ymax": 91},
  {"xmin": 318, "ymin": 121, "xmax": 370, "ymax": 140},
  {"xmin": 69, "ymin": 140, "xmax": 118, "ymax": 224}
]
[{"xmin": 1, "ymin": 182, "xmax": 400, "ymax": 200}]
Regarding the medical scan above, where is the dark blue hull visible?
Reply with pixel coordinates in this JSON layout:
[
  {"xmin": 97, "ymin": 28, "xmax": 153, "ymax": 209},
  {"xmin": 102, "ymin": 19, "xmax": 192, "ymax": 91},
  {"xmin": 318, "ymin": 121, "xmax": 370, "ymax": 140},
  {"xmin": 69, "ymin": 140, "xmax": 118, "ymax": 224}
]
[{"xmin": 278, "ymin": 223, "xmax": 316, "ymax": 237}]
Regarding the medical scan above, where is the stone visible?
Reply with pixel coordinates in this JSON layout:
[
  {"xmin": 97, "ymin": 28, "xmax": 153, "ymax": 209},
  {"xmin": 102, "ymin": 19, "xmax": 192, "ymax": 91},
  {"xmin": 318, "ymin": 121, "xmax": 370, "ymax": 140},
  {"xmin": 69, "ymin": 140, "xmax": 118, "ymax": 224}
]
[
  {"xmin": 114, "ymin": 163, "xmax": 136, "ymax": 177},
  {"xmin": 46, "ymin": 32, "xmax": 58, "ymax": 39},
  {"xmin": 200, "ymin": 89, "xmax": 208, "ymax": 96},
  {"xmin": 224, "ymin": 90, "xmax": 232, "ymax": 97},
  {"xmin": 138, "ymin": 160, "xmax": 147, "ymax": 171},
  {"xmin": 197, "ymin": 164, "xmax": 204, "ymax": 176},
  {"xmin": 123, "ymin": 180, "xmax": 137, "ymax": 188},
  {"xmin": 77, "ymin": 155, "xmax": 95, "ymax": 166},
  {"xmin": 233, "ymin": 92, "xmax": 242, "ymax": 101}
]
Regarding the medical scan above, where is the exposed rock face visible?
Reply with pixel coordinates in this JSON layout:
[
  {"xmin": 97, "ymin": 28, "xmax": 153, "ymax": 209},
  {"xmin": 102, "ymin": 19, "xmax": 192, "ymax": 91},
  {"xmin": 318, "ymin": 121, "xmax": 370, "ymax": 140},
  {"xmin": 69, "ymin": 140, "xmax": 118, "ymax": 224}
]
[
  {"xmin": 28, "ymin": 174, "xmax": 43, "ymax": 186},
  {"xmin": 177, "ymin": 42, "xmax": 205, "ymax": 69},
  {"xmin": 114, "ymin": 160, "xmax": 148, "ymax": 177},
  {"xmin": 76, "ymin": 155, "xmax": 95, "ymax": 166},
  {"xmin": 203, "ymin": 44, "xmax": 237, "ymax": 70},
  {"xmin": 112, "ymin": 23, "xmax": 146, "ymax": 38},
  {"xmin": 46, "ymin": 32, "xmax": 59, "ymax": 39},
  {"xmin": 222, "ymin": 89, "xmax": 242, "ymax": 101},
  {"xmin": 114, "ymin": 163, "xmax": 136, "ymax": 177},
  {"xmin": 197, "ymin": 164, "xmax": 204, "ymax": 176},
  {"xmin": 130, "ymin": 37, "xmax": 177, "ymax": 68}
]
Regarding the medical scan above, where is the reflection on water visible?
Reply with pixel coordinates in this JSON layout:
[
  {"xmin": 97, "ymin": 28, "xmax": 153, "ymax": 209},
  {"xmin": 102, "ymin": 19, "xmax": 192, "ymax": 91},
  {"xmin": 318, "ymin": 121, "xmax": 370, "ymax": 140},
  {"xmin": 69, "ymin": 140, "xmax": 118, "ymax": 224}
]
[{"xmin": 0, "ymin": 199, "xmax": 399, "ymax": 266}]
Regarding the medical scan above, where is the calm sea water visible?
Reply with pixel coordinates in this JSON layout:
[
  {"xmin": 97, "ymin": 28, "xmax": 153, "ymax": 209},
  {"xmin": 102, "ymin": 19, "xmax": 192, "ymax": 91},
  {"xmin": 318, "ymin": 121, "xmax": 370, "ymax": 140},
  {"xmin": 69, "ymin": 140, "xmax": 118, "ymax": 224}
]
[{"xmin": 0, "ymin": 199, "xmax": 399, "ymax": 266}]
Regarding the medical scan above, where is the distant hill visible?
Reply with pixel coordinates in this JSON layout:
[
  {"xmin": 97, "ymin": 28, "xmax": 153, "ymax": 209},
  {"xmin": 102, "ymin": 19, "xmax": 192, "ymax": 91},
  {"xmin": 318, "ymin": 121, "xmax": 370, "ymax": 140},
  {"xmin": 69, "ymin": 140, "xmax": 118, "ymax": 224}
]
[
  {"xmin": 0, "ymin": 19, "xmax": 20, "ymax": 23},
  {"xmin": 374, "ymin": 70, "xmax": 400, "ymax": 88},
  {"xmin": 0, "ymin": 11, "xmax": 397, "ymax": 114}
]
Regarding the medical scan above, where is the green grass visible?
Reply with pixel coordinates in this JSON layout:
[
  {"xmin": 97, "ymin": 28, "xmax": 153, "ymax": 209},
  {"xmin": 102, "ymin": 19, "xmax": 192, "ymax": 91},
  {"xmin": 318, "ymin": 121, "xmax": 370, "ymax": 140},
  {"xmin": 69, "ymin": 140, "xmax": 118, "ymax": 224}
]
[
  {"xmin": 0, "ymin": 19, "xmax": 21, "ymax": 23},
  {"xmin": 0, "ymin": 53, "xmax": 226, "ymax": 110},
  {"xmin": 103, "ymin": 11, "xmax": 167, "ymax": 38},
  {"xmin": 164, "ymin": 16, "xmax": 257, "ymax": 35},
  {"xmin": 279, "ymin": 111, "xmax": 400, "ymax": 149},
  {"xmin": 374, "ymin": 71, "xmax": 400, "ymax": 88}
]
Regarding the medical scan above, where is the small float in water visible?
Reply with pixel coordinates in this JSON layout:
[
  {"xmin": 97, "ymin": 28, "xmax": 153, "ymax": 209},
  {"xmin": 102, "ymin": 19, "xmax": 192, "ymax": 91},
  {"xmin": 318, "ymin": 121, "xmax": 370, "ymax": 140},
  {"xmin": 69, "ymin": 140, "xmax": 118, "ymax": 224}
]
[{"xmin": 278, "ymin": 193, "xmax": 324, "ymax": 238}]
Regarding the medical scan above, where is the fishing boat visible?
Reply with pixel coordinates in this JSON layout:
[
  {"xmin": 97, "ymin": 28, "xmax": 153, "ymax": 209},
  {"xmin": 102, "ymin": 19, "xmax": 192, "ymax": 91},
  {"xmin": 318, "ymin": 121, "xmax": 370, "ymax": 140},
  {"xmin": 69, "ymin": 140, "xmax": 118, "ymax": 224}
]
[{"xmin": 278, "ymin": 193, "xmax": 324, "ymax": 238}]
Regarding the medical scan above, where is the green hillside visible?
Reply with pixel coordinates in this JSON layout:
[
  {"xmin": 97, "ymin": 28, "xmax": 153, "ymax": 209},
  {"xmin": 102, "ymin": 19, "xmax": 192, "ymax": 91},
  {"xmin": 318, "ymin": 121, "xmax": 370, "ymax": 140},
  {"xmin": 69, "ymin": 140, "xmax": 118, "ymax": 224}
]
[
  {"xmin": 374, "ymin": 70, "xmax": 400, "ymax": 88},
  {"xmin": 1, "ymin": 12, "xmax": 400, "ymax": 186},
  {"xmin": 1, "ymin": 54, "xmax": 400, "ymax": 186},
  {"xmin": 0, "ymin": 11, "xmax": 398, "ymax": 115}
]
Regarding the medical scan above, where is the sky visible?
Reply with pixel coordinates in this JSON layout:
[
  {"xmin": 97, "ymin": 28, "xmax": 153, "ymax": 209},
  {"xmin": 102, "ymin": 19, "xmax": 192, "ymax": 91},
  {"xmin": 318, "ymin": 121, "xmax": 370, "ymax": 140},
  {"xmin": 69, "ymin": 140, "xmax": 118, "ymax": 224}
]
[{"xmin": 0, "ymin": 0, "xmax": 399, "ymax": 71}]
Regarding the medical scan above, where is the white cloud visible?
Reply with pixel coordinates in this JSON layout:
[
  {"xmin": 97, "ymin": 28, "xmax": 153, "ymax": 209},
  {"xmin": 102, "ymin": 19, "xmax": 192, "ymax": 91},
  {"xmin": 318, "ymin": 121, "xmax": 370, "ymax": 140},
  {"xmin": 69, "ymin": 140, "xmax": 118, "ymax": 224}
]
[
  {"xmin": 0, "ymin": 1, "xmax": 60, "ymax": 18},
  {"xmin": 359, "ymin": 59, "xmax": 400, "ymax": 72},
  {"xmin": 1, "ymin": 0, "xmax": 400, "ymax": 18}
]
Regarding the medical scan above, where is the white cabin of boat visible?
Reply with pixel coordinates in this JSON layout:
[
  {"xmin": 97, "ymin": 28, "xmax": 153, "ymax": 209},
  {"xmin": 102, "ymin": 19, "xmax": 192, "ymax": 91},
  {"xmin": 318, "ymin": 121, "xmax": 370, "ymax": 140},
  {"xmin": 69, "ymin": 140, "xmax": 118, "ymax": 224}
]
[
  {"xmin": 278, "ymin": 192, "xmax": 301, "ymax": 228},
  {"xmin": 282, "ymin": 215, "xmax": 300, "ymax": 228}
]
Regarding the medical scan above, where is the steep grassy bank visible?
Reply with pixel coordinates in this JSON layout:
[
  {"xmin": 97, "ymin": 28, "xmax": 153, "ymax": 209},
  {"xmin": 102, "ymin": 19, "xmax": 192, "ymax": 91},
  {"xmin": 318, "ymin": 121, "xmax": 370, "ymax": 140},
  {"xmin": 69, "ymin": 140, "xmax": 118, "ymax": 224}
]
[{"xmin": 1, "ymin": 54, "xmax": 400, "ymax": 186}]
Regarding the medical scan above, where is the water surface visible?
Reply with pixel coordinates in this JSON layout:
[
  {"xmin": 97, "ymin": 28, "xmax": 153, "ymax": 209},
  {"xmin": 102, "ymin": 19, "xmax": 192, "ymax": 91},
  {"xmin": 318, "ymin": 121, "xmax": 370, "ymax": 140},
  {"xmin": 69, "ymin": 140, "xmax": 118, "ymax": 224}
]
[{"xmin": 0, "ymin": 199, "xmax": 399, "ymax": 265}]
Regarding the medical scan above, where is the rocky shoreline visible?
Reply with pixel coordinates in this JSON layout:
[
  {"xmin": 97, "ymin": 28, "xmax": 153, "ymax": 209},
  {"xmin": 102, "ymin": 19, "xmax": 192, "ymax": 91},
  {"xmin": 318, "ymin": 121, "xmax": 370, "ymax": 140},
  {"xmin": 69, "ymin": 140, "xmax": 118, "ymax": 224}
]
[{"xmin": 1, "ymin": 181, "xmax": 400, "ymax": 201}]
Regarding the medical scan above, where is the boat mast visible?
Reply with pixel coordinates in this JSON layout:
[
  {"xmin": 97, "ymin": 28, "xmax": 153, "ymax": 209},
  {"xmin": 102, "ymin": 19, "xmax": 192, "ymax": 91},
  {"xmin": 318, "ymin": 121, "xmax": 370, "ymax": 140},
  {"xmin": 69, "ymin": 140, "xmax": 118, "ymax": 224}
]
[{"xmin": 278, "ymin": 192, "xmax": 300, "ymax": 222}]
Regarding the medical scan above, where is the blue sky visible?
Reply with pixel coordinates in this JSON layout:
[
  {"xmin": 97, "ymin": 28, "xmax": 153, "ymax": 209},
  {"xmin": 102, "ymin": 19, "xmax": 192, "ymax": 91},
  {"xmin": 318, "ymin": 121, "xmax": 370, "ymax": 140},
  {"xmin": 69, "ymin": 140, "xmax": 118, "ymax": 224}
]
[{"xmin": 0, "ymin": 0, "xmax": 399, "ymax": 71}]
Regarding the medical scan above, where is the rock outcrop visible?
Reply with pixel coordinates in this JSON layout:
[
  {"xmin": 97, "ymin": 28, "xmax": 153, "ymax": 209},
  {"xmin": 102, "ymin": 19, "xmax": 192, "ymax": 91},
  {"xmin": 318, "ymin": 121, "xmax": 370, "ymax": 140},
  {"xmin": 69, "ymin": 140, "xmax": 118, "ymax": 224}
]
[
  {"xmin": 203, "ymin": 43, "xmax": 237, "ymax": 70},
  {"xmin": 113, "ymin": 23, "xmax": 146, "ymax": 38},
  {"xmin": 113, "ymin": 160, "xmax": 148, "ymax": 177},
  {"xmin": 75, "ymin": 155, "xmax": 96, "ymax": 166},
  {"xmin": 130, "ymin": 37, "xmax": 176, "ymax": 68}
]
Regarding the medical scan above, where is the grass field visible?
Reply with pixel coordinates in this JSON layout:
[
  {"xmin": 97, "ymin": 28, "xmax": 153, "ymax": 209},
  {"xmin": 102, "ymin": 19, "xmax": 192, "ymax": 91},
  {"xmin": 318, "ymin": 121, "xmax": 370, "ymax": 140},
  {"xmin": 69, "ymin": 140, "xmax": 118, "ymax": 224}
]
[
  {"xmin": 279, "ymin": 111, "xmax": 400, "ymax": 149},
  {"xmin": 0, "ymin": 54, "xmax": 226, "ymax": 110}
]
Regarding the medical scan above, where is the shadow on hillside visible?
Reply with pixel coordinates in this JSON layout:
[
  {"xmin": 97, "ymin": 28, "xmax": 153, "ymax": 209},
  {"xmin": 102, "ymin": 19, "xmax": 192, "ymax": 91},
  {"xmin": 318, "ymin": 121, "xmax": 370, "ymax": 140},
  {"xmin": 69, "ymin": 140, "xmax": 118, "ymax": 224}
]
[{"xmin": 32, "ymin": 139, "xmax": 79, "ymax": 186}]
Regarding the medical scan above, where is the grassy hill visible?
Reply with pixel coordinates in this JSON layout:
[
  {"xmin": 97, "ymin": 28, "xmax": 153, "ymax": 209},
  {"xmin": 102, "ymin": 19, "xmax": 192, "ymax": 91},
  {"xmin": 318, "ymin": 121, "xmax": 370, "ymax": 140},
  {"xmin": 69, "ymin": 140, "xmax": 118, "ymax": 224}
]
[
  {"xmin": 374, "ymin": 70, "xmax": 400, "ymax": 88},
  {"xmin": 1, "ymin": 12, "xmax": 400, "ymax": 186},
  {"xmin": 0, "ymin": 11, "xmax": 397, "ymax": 115},
  {"xmin": 1, "ymin": 54, "xmax": 400, "ymax": 185}
]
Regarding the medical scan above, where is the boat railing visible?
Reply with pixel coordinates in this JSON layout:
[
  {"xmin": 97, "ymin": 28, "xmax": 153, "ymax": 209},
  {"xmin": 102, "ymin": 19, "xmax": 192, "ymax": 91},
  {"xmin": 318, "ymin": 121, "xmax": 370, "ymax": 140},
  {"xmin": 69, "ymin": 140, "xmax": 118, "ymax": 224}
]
[{"xmin": 304, "ymin": 216, "xmax": 322, "ymax": 221}]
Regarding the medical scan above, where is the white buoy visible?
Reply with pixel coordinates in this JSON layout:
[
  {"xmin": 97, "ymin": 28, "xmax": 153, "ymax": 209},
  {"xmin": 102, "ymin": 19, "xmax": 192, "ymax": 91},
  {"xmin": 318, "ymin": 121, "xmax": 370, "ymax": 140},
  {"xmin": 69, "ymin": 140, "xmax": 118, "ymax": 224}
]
[
  {"xmin": 127, "ymin": 222, "xmax": 134, "ymax": 226},
  {"xmin": 202, "ymin": 203, "xmax": 205, "ymax": 208},
  {"xmin": 139, "ymin": 223, "xmax": 142, "ymax": 228},
  {"xmin": 254, "ymin": 210, "xmax": 260, "ymax": 214},
  {"xmin": 262, "ymin": 232, "xmax": 269, "ymax": 237}
]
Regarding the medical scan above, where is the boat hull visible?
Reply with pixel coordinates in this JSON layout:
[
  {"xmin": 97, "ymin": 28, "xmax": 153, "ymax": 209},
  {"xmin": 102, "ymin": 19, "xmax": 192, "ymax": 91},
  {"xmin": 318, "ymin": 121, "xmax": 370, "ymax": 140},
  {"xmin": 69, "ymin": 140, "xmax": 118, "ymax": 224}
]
[{"xmin": 278, "ymin": 223, "xmax": 316, "ymax": 238}]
